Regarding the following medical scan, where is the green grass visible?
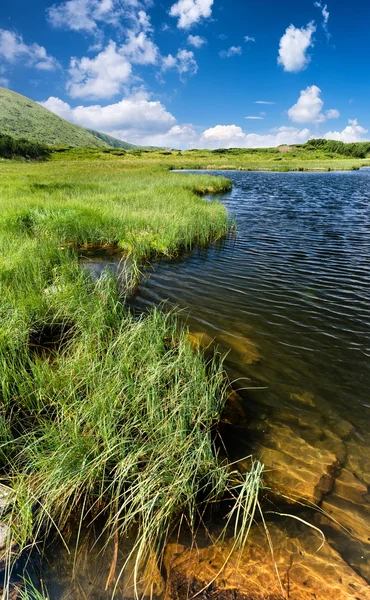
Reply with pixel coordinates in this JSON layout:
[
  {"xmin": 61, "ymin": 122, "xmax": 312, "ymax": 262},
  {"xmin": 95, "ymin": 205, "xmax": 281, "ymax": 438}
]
[
  {"xmin": 0, "ymin": 155, "xmax": 263, "ymax": 595},
  {"xmin": 0, "ymin": 87, "xmax": 136, "ymax": 149},
  {"xmin": 51, "ymin": 144, "xmax": 370, "ymax": 172}
]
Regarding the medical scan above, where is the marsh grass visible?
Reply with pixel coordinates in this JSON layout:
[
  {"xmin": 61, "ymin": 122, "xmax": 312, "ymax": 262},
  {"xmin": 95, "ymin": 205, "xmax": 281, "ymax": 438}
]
[{"xmin": 0, "ymin": 157, "xmax": 262, "ymax": 597}]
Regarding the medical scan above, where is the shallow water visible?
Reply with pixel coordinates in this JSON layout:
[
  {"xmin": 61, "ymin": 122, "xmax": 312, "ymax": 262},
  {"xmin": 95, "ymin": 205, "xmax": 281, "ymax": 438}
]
[{"xmin": 20, "ymin": 169, "xmax": 370, "ymax": 597}]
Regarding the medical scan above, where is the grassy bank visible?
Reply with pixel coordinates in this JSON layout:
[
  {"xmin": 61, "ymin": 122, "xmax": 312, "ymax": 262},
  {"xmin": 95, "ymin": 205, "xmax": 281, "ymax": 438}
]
[
  {"xmin": 52, "ymin": 144, "xmax": 370, "ymax": 172},
  {"xmin": 0, "ymin": 156, "xmax": 263, "ymax": 594}
]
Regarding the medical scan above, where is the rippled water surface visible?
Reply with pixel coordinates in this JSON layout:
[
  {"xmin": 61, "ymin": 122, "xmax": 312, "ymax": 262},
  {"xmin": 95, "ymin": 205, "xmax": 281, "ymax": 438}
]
[
  {"xmin": 128, "ymin": 169, "xmax": 370, "ymax": 581},
  {"xmin": 133, "ymin": 170, "xmax": 370, "ymax": 424}
]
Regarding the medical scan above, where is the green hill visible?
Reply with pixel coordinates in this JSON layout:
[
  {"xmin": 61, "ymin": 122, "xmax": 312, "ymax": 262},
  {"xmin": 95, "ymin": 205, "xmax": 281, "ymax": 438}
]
[{"xmin": 0, "ymin": 87, "xmax": 136, "ymax": 149}]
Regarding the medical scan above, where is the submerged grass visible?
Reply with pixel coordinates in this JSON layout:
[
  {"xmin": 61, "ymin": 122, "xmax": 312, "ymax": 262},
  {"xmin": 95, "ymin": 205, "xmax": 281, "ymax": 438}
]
[{"xmin": 0, "ymin": 156, "xmax": 262, "ymax": 596}]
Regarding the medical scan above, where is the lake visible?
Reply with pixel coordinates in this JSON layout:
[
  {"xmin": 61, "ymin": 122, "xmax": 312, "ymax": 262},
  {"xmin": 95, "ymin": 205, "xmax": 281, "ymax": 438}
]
[{"xmin": 128, "ymin": 169, "xmax": 370, "ymax": 582}]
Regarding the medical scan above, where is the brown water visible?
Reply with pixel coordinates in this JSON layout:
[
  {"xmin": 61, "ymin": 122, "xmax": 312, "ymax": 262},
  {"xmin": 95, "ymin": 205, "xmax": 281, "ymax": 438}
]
[{"xmin": 16, "ymin": 169, "xmax": 370, "ymax": 597}]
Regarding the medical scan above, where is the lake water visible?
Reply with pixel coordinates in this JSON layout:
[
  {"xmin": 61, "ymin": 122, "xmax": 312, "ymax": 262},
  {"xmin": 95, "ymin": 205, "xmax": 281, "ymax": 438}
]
[{"xmin": 128, "ymin": 169, "xmax": 370, "ymax": 583}]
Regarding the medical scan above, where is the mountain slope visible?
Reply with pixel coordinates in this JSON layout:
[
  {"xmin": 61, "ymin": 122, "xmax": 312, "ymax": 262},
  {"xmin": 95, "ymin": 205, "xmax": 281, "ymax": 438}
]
[{"xmin": 0, "ymin": 87, "xmax": 136, "ymax": 149}]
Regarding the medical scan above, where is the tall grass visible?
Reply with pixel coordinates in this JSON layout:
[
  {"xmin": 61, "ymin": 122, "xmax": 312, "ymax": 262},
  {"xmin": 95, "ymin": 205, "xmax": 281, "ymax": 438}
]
[{"xmin": 0, "ymin": 157, "xmax": 262, "ymax": 596}]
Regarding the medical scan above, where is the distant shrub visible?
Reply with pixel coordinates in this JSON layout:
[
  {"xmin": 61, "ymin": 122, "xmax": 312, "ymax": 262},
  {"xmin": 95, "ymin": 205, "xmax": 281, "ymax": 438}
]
[
  {"xmin": 0, "ymin": 132, "xmax": 50, "ymax": 160},
  {"xmin": 305, "ymin": 138, "xmax": 370, "ymax": 159}
]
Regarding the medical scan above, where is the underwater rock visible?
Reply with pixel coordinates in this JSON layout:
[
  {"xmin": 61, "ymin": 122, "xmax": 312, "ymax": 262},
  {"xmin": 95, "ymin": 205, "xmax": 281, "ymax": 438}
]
[
  {"xmin": 218, "ymin": 333, "xmax": 261, "ymax": 365},
  {"xmin": 333, "ymin": 469, "xmax": 368, "ymax": 505},
  {"xmin": 346, "ymin": 438, "xmax": 370, "ymax": 487},
  {"xmin": 164, "ymin": 521, "xmax": 370, "ymax": 600},
  {"xmin": 187, "ymin": 331, "xmax": 214, "ymax": 351},
  {"xmin": 242, "ymin": 421, "xmax": 340, "ymax": 504},
  {"xmin": 320, "ymin": 495, "xmax": 370, "ymax": 545},
  {"xmin": 290, "ymin": 390, "xmax": 316, "ymax": 407}
]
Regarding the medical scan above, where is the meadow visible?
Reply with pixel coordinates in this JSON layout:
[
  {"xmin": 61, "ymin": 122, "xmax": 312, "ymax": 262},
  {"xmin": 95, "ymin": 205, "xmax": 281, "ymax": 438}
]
[
  {"xmin": 52, "ymin": 141, "xmax": 370, "ymax": 172},
  {"xmin": 0, "ymin": 154, "xmax": 264, "ymax": 596}
]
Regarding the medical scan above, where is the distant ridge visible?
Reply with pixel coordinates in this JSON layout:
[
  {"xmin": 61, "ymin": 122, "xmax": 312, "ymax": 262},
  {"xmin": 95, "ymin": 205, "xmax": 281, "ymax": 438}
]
[{"xmin": 0, "ymin": 87, "xmax": 136, "ymax": 149}]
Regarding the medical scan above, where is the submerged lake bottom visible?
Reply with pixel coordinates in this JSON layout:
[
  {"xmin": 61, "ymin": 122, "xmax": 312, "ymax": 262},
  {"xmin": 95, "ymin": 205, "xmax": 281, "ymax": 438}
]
[{"xmin": 17, "ymin": 169, "xmax": 370, "ymax": 598}]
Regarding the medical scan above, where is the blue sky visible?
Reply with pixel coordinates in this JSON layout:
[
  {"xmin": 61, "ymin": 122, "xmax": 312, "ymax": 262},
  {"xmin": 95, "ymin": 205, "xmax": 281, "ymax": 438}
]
[{"xmin": 0, "ymin": 0, "xmax": 369, "ymax": 148}]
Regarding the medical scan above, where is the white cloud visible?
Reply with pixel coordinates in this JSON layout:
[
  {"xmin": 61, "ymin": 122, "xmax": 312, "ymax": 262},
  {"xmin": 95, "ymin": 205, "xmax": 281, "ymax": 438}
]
[
  {"xmin": 0, "ymin": 29, "xmax": 59, "ymax": 71},
  {"xmin": 288, "ymin": 85, "xmax": 339, "ymax": 125},
  {"xmin": 245, "ymin": 116, "xmax": 264, "ymax": 120},
  {"xmin": 325, "ymin": 108, "xmax": 340, "ymax": 119},
  {"xmin": 40, "ymin": 93, "xmax": 370, "ymax": 150},
  {"xmin": 47, "ymin": 0, "xmax": 152, "ymax": 33},
  {"xmin": 67, "ymin": 41, "xmax": 132, "ymax": 99},
  {"xmin": 255, "ymin": 100, "xmax": 275, "ymax": 105},
  {"xmin": 244, "ymin": 36, "xmax": 255, "ymax": 42},
  {"xmin": 314, "ymin": 2, "xmax": 330, "ymax": 38},
  {"xmin": 0, "ymin": 77, "xmax": 9, "ymax": 87},
  {"xmin": 66, "ymin": 9, "xmax": 160, "ymax": 100},
  {"xmin": 219, "ymin": 46, "xmax": 242, "ymax": 58},
  {"xmin": 162, "ymin": 48, "xmax": 198, "ymax": 78},
  {"xmin": 187, "ymin": 34, "xmax": 207, "ymax": 48},
  {"xmin": 121, "ymin": 29, "xmax": 158, "ymax": 65},
  {"xmin": 199, "ymin": 124, "xmax": 312, "ymax": 149},
  {"xmin": 278, "ymin": 22, "xmax": 316, "ymax": 72},
  {"xmin": 40, "ymin": 94, "xmax": 177, "ymax": 143},
  {"xmin": 126, "ymin": 124, "xmax": 198, "ymax": 147},
  {"xmin": 288, "ymin": 85, "xmax": 324, "ymax": 124},
  {"xmin": 169, "ymin": 0, "xmax": 214, "ymax": 29},
  {"xmin": 322, "ymin": 119, "xmax": 368, "ymax": 143}
]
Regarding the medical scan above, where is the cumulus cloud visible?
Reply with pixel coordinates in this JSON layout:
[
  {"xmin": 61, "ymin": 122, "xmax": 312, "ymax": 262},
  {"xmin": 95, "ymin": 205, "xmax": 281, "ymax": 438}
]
[
  {"xmin": 244, "ymin": 36, "xmax": 255, "ymax": 42},
  {"xmin": 288, "ymin": 85, "xmax": 339, "ymax": 124},
  {"xmin": 40, "ymin": 92, "xmax": 370, "ymax": 149},
  {"xmin": 40, "ymin": 94, "xmax": 177, "ymax": 143},
  {"xmin": 162, "ymin": 48, "xmax": 198, "ymax": 78},
  {"xmin": 325, "ymin": 108, "xmax": 340, "ymax": 119},
  {"xmin": 187, "ymin": 34, "xmax": 207, "ymax": 48},
  {"xmin": 322, "ymin": 119, "xmax": 368, "ymax": 143},
  {"xmin": 219, "ymin": 46, "xmax": 242, "ymax": 58},
  {"xmin": 278, "ymin": 22, "xmax": 316, "ymax": 72},
  {"xmin": 67, "ymin": 42, "xmax": 132, "ymax": 99},
  {"xmin": 199, "ymin": 124, "xmax": 312, "ymax": 149},
  {"xmin": 0, "ymin": 29, "xmax": 59, "ymax": 71},
  {"xmin": 65, "ymin": 9, "xmax": 161, "ymax": 100},
  {"xmin": 47, "ymin": 0, "xmax": 152, "ymax": 34},
  {"xmin": 169, "ymin": 0, "xmax": 214, "ymax": 29},
  {"xmin": 121, "ymin": 29, "xmax": 159, "ymax": 65}
]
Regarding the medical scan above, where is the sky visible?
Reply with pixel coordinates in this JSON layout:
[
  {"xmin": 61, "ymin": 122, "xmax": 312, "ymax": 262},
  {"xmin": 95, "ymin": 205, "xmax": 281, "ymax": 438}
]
[{"xmin": 0, "ymin": 0, "xmax": 369, "ymax": 148}]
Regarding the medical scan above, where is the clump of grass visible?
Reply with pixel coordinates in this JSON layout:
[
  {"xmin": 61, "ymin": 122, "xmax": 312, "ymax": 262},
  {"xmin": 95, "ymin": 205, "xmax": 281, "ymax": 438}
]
[
  {"xmin": 2, "ymin": 273, "xmax": 262, "ymax": 594},
  {"xmin": 0, "ymin": 157, "xmax": 262, "ymax": 596}
]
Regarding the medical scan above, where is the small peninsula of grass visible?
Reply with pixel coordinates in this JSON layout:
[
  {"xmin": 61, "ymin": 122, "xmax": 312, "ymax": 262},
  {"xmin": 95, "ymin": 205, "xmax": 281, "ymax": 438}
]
[{"xmin": 0, "ymin": 155, "xmax": 263, "ymax": 595}]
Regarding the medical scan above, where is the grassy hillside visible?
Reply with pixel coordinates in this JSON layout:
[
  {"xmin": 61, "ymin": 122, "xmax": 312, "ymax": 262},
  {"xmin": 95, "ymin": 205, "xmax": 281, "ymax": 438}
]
[
  {"xmin": 0, "ymin": 87, "xmax": 136, "ymax": 149},
  {"xmin": 86, "ymin": 128, "xmax": 136, "ymax": 149}
]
